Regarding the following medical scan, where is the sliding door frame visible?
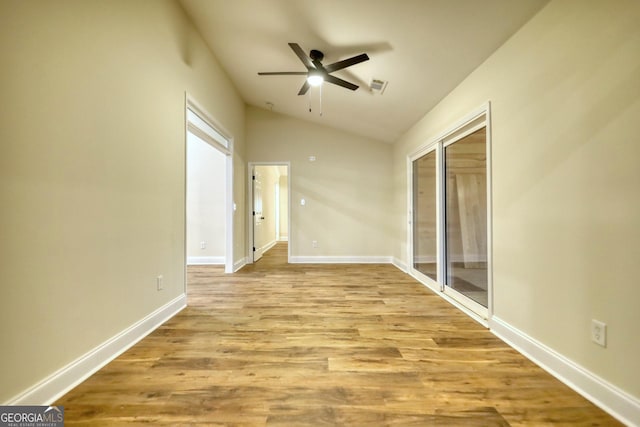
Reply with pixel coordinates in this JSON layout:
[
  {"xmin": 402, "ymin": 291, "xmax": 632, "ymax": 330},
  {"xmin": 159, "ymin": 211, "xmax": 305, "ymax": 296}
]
[{"xmin": 408, "ymin": 102, "xmax": 493, "ymax": 326}]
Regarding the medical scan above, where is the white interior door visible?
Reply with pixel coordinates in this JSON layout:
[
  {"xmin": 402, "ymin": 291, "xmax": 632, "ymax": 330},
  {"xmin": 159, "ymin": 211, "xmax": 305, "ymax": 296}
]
[{"xmin": 252, "ymin": 168, "xmax": 264, "ymax": 261}]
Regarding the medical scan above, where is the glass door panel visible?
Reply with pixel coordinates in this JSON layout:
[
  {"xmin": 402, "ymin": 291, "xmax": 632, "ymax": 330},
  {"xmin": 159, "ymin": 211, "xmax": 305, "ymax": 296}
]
[
  {"xmin": 444, "ymin": 127, "xmax": 488, "ymax": 307},
  {"xmin": 412, "ymin": 150, "xmax": 437, "ymax": 280}
]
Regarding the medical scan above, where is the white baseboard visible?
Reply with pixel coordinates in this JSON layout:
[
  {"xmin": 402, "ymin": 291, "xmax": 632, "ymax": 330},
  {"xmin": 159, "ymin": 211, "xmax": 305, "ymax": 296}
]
[
  {"xmin": 392, "ymin": 257, "xmax": 408, "ymax": 272},
  {"xmin": 278, "ymin": 237, "xmax": 288, "ymax": 242},
  {"xmin": 187, "ymin": 256, "xmax": 225, "ymax": 265},
  {"xmin": 490, "ymin": 316, "xmax": 640, "ymax": 426},
  {"xmin": 5, "ymin": 294, "xmax": 187, "ymax": 406},
  {"xmin": 289, "ymin": 255, "xmax": 392, "ymax": 264},
  {"xmin": 233, "ymin": 257, "xmax": 247, "ymax": 272},
  {"xmin": 260, "ymin": 240, "xmax": 277, "ymax": 253}
]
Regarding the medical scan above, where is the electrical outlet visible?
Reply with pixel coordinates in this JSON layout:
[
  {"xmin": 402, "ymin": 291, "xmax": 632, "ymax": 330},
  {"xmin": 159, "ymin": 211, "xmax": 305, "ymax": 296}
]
[
  {"xmin": 312, "ymin": 240, "xmax": 318, "ymax": 248},
  {"xmin": 157, "ymin": 275, "xmax": 164, "ymax": 291},
  {"xmin": 591, "ymin": 319, "xmax": 606, "ymax": 347},
  {"xmin": 200, "ymin": 241, "xmax": 206, "ymax": 250}
]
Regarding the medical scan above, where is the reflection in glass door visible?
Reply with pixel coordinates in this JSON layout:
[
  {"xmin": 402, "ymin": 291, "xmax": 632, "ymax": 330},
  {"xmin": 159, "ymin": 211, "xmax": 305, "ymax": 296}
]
[
  {"xmin": 412, "ymin": 150, "xmax": 437, "ymax": 281},
  {"xmin": 444, "ymin": 127, "xmax": 488, "ymax": 307}
]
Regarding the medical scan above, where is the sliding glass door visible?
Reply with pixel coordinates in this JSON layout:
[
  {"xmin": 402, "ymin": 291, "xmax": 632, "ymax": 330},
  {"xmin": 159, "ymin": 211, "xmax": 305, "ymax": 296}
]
[
  {"xmin": 410, "ymin": 107, "xmax": 490, "ymax": 320},
  {"xmin": 412, "ymin": 150, "xmax": 438, "ymax": 281},
  {"xmin": 444, "ymin": 127, "xmax": 488, "ymax": 308}
]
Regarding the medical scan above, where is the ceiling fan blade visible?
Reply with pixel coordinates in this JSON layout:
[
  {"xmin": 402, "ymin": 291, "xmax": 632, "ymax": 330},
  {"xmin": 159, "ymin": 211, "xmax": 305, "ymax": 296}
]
[
  {"xmin": 325, "ymin": 74, "xmax": 359, "ymax": 91},
  {"xmin": 297, "ymin": 80, "xmax": 311, "ymax": 96},
  {"xmin": 258, "ymin": 71, "xmax": 308, "ymax": 75},
  {"xmin": 324, "ymin": 53, "xmax": 369, "ymax": 73},
  {"xmin": 288, "ymin": 43, "xmax": 314, "ymax": 69}
]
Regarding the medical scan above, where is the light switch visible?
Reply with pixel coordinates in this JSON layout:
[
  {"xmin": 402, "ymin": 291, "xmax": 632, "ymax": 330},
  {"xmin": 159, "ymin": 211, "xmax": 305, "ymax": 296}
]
[{"xmin": 300, "ymin": 198, "xmax": 306, "ymax": 206}]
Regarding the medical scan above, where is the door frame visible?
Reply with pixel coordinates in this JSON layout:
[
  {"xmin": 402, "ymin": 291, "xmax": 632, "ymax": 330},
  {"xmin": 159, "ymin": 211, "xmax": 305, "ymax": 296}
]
[
  {"xmin": 247, "ymin": 162, "xmax": 291, "ymax": 264},
  {"xmin": 407, "ymin": 102, "xmax": 493, "ymax": 326},
  {"xmin": 184, "ymin": 94, "xmax": 234, "ymax": 278}
]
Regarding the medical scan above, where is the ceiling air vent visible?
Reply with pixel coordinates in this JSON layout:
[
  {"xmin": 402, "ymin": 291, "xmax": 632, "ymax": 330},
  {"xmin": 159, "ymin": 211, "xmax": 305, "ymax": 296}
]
[{"xmin": 370, "ymin": 78, "xmax": 388, "ymax": 94}]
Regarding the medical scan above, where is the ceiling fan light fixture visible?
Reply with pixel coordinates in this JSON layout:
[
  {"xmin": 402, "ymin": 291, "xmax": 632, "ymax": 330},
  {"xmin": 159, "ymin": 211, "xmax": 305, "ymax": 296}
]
[{"xmin": 307, "ymin": 73, "xmax": 324, "ymax": 87}]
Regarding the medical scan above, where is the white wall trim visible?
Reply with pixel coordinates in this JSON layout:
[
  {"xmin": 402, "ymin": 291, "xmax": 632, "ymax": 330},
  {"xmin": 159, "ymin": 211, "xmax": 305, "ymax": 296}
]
[
  {"xmin": 278, "ymin": 237, "xmax": 289, "ymax": 242},
  {"xmin": 187, "ymin": 256, "xmax": 225, "ymax": 265},
  {"xmin": 392, "ymin": 257, "xmax": 408, "ymax": 272},
  {"xmin": 289, "ymin": 256, "xmax": 392, "ymax": 264},
  {"xmin": 5, "ymin": 294, "xmax": 187, "ymax": 406},
  {"xmin": 260, "ymin": 239, "xmax": 277, "ymax": 255},
  {"xmin": 490, "ymin": 316, "xmax": 640, "ymax": 426},
  {"xmin": 233, "ymin": 257, "xmax": 247, "ymax": 272}
]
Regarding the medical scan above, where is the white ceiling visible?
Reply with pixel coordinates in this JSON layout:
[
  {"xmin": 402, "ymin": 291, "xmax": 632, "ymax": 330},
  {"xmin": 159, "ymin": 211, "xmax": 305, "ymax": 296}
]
[{"xmin": 179, "ymin": 0, "xmax": 548, "ymax": 143}]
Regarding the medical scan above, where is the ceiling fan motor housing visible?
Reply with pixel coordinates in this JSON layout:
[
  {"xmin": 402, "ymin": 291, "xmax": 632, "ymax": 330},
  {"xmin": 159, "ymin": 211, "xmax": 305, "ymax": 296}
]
[{"xmin": 309, "ymin": 49, "xmax": 324, "ymax": 62}]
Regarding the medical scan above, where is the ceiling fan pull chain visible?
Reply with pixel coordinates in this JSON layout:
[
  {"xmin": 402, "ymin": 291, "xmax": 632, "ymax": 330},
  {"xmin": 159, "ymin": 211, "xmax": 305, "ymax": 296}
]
[
  {"xmin": 320, "ymin": 84, "xmax": 323, "ymax": 117},
  {"xmin": 308, "ymin": 90, "xmax": 312, "ymax": 113}
]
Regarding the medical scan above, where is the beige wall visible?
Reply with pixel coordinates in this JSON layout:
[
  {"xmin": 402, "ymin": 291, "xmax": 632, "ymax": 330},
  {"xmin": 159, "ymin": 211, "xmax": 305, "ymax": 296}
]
[
  {"xmin": 393, "ymin": 0, "xmax": 640, "ymax": 399},
  {"xmin": 0, "ymin": 0, "xmax": 245, "ymax": 402},
  {"xmin": 247, "ymin": 107, "xmax": 393, "ymax": 258}
]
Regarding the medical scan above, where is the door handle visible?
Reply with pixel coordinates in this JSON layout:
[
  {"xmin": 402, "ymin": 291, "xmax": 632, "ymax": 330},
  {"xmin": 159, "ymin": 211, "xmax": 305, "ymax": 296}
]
[{"xmin": 261, "ymin": 216, "xmax": 265, "ymax": 220}]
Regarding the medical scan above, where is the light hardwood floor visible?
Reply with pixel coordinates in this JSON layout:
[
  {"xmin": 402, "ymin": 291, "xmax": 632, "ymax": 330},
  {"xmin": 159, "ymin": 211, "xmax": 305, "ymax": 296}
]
[{"xmin": 56, "ymin": 243, "xmax": 621, "ymax": 426}]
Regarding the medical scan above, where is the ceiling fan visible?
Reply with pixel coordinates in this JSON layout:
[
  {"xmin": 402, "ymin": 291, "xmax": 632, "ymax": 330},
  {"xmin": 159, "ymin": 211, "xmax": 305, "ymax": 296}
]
[{"xmin": 258, "ymin": 43, "xmax": 369, "ymax": 95}]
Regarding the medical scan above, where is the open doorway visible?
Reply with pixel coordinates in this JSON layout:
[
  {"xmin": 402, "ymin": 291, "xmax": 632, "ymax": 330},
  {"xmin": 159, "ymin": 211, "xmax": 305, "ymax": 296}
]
[
  {"xmin": 248, "ymin": 163, "xmax": 290, "ymax": 263},
  {"xmin": 186, "ymin": 132, "xmax": 225, "ymax": 264},
  {"xmin": 185, "ymin": 96, "xmax": 234, "ymax": 279}
]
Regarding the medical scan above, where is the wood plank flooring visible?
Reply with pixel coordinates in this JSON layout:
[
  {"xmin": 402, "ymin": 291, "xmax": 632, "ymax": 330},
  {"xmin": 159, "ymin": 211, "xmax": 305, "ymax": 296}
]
[{"xmin": 56, "ymin": 243, "xmax": 621, "ymax": 426}]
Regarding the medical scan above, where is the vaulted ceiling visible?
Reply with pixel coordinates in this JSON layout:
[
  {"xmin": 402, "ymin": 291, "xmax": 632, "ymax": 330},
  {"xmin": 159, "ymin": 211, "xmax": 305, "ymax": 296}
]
[{"xmin": 179, "ymin": 0, "xmax": 549, "ymax": 143}]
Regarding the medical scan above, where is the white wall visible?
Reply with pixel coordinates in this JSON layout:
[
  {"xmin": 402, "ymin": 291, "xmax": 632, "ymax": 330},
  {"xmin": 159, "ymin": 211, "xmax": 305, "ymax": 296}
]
[
  {"xmin": 392, "ymin": 0, "xmax": 640, "ymax": 405},
  {"xmin": 247, "ymin": 106, "xmax": 393, "ymax": 260},
  {"xmin": 186, "ymin": 131, "xmax": 226, "ymax": 264},
  {"xmin": 0, "ymin": 0, "xmax": 246, "ymax": 403}
]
